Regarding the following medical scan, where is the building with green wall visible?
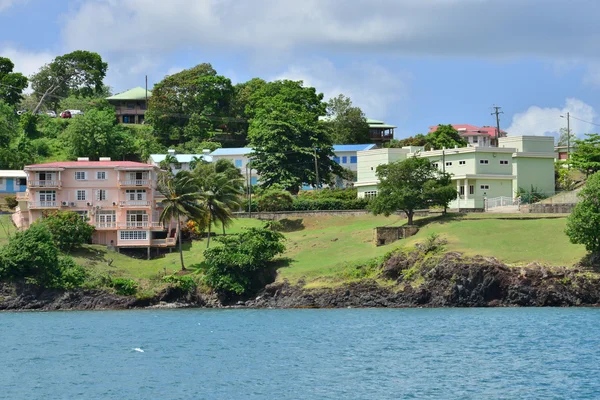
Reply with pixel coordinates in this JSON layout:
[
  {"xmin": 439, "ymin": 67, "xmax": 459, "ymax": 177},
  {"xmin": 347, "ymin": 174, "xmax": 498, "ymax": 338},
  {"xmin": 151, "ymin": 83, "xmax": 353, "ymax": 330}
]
[{"xmin": 355, "ymin": 136, "xmax": 555, "ymax": 209}]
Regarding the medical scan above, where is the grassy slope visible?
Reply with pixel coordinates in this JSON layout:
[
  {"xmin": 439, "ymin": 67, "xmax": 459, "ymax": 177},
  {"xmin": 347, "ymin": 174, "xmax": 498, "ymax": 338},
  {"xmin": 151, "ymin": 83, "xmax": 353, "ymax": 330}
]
[
  {"xmin": 0, "ymin": 215, "xmax": 15, "ymax": 245},
  {"xmin": 2, "ymin": 213, "xmax": 586, "ymax": 286}
]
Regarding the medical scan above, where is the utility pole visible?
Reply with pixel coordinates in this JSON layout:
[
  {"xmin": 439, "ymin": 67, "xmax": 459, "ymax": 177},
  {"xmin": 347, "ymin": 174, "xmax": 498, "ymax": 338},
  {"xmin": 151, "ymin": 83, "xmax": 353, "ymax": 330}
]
[
  {"xmin": 313, "ymin": 148, "xmax": 320, "ymax": 190},
  {"xmin": 491, "ymin": 106, "xmax": 504, "ymax": 147},
  {"xmin": 560, "ymin": 112, "xmax": 571, "ymax": 170},
  {"xmin": 145, "ymin": 75, "xmax": 148, "ymax": 105}
]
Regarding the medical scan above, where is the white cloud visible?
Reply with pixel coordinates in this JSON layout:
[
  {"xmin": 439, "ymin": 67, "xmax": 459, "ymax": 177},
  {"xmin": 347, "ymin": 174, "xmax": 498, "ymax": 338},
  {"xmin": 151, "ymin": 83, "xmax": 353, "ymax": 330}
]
[
  {"xmin": 506, "ymin": 98, "xmax": 598, "ymax": 138},
  {"xmin": 0, "ymin": 47, "xmax": 53, "ymax": 77},
  {"xmin": 274, "ymin": 58, "xmax": 409, "ymax": 121},
  {"xmin": 61, "ymin": 0, "xmax": 600, "ymax": 59},
  {"xmin": 0, "ymin": 0, "xmax": 27, "ymax": 13}
]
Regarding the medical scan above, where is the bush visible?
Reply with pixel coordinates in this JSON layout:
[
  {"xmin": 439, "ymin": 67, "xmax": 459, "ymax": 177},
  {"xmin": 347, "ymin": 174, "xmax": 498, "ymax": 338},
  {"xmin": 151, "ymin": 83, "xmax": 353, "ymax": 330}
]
[
  {"xmin": 111, "ymin": 278, "xmax": 138, "ymax": 296},
  {"xmin": 516, "ymin": 185, "xmax": 548, "ymax": 204},
  {"xmin": 55, "ymin": 256, "xmax": 87, "ymax": 290},
  {"xmin": 34, "ymin": 211, "xmax": 95, "ymax": 252},
  {"xmin": 566, "ymin": 172, "xmax": 600, "ymax": 254},
  {"xmin": 201, "ymin": 228, "xmax": 285, "ymax": 296},
  {"xmin": 257, "ymin": 188, "xmax": 294, "ymax": 211},
  {"xmin": 163, "ymin": 275, "xmax": 197, "ymax": 293},
  {"xmin": 292, "ymin": 198, "xmax": 370, "ymax": 211},
  {"xmin": 297, "ymin": 188, "xmax": 358, "ymax": 201},
  {"xmin": 415, "ymin": 233, "xmax": 447, "ymax": 254},
  {"xmin": 4, "ymin": 195, "xmax": 17, "ymax": 209}
]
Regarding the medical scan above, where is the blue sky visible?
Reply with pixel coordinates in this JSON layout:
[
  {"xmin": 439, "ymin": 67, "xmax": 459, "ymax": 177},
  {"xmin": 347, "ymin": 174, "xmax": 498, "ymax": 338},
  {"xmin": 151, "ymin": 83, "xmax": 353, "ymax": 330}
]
[{"xmin": 2, "ymin": 0, "xmax": 600, "ymax": 139}]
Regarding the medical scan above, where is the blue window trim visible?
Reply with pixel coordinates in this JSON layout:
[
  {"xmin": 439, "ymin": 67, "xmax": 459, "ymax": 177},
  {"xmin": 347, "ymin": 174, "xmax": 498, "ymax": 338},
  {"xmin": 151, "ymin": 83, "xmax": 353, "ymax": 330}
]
[{"xmin": 342, "ymin": 156, "xmax": 347, "ymax": 164}]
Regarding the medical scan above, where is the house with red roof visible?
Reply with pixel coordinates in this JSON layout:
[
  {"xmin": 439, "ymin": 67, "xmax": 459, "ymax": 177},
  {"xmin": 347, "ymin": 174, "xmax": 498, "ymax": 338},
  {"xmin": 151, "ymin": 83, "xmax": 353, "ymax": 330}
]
[
  {"xmin": 12, "ymin": 157, "xmax": 177, "ymax": 256},
  {"xmin": 429, "ymin": 124, "xmax": 507, "ymax": 147}
]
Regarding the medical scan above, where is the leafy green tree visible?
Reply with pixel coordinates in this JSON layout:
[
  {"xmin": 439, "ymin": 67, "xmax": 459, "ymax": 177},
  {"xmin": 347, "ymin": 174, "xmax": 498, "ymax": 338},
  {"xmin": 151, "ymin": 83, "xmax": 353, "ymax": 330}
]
[
  {"xmin": 146, "ymin": 63, "xmax": 234, "ymax": 145},
  {"xmin": 426, "ymin": 124, "xmax": 467, "ymax": 150},
  {"xmin": 201, "ymin": 227, "xmax": 285, "ymax": 296},
  {"xmin": 34, "ymin": 211, "xmax": 95, "ymax": 252},
  {"xmin": 324, "ymin": 94, "xmax": 370, "ymax": 143},
  {"xmin": 63, "ymin": 108, "xmax": 135, "ymax": 160},
  {"xmin": 557, "ymin": 127, "xmax": 576, "ymax": 147},
  {"xmin": 565, "ymin": 172, "xmax": 600, "ymax": 253},
  {"xmin": 230, "ymin": 77, "xmax": 267, "ymax": 134},
  {"xmin": 387, "ymin": 134, "xmax": 428, "ymax": 148},
  {"xmin": 571, "ymin": 134, "xmax": 600, "ymax": 176},
  {"xmin": 0, "ymin": 224, "xmax": 85, "ymax": 289},
  {"xmin": 158, "ymin": 173, "xmax": 206, "ymax": 270},
  {"xmin": 0, "ymin": 57, "xmax": 28, "ymax": 106},
  {"xmin": 0, "ymin": 101, "xmax": 38, "ymax": 169},
  {"xmin": 369, "ymin": 157, "xmax": 456, "ymax": 225},
  {"xmin": 30, "ymin": 50, "xmax": 108, "ymax": 113},
  {"xmin": 247, "ymin": 80, "xmax": 343, "ymax": 194},
  {"xmin": 257, "ymin": 186, "xmax": 294, "ymax": 211},
  {"xmin": 58, "ymin": 91, "xmax": 114, "ymax": 113}
]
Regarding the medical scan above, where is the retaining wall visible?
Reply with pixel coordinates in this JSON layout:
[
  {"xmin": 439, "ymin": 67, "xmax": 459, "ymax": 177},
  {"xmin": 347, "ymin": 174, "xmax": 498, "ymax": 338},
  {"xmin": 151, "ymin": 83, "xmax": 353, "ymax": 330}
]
[{"xmin": 521, "ymin": 203, "xmax": 576, "ymax": 214}]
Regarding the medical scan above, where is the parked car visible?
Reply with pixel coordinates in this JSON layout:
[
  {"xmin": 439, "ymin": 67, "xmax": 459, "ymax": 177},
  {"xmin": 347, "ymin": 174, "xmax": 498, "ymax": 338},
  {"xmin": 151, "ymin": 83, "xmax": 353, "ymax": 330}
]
[
  {"xmin": 68, "ymin": 109, "xmax": 84, "ymax": 116},
  {"xmin": 60, "ymin": 110, "xmax": 72, "ymax": 118},
  {"xmin": 46, "ymin": 111, "xmax": 57, "ymax": 118}
]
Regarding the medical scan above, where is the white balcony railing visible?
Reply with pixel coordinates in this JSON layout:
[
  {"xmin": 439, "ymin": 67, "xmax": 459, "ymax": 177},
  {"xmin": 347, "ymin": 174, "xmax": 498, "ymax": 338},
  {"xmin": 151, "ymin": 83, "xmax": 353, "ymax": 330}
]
[
  {"xmin": 29, "ymin": 180, "xmax": 60, "ymax": 187},
  {"xmin": 28, "ymin": 201, "xmax": 58, "ymax": 208},
  {"xmin": 95, "ymin": 222, "xmax": 117, "ymax": 229},
  {"xmin": 119, "ymin": 200, "xmax": 150, "ymax": 207},
  {"xmin": 118, "ymin": 222, "xmax": 164, "ymax": 229},
  {"xmin": 119, "ymin": 180, "xmax": 149, "ymax": 186}
]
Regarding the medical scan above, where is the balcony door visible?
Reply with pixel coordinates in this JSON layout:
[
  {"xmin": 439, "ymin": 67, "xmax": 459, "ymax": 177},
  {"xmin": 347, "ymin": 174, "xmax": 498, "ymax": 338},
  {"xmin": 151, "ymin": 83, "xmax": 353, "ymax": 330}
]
[
  {"xmin": 126, "ymin": 171, "xmax": 148, "ymax": 184},
  {"xmin": 38, "ymin": 190, "xmax": 56, "ymax": 205},
  {"xmin": 127, "ymin": 210, "xmax": 148, "ymax": 228},
  {"xmin": 96, "ymin": 211, "xmax": 116, "ymax": 227},
  {"xmin": 125, "ymin": 189, "xmax": 146, "ymax": 201}
]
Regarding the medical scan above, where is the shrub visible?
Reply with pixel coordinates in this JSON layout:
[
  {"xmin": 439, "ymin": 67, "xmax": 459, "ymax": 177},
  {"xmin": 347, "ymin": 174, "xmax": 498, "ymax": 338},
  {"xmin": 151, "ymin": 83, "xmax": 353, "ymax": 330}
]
[
  {"xmin": 162, "ymin": 275, "xmax": 197, "ymax": 293},
  {"xmin": 516, "ymin": 185, "xmax": 548, "ymax": 204},
  {"xmin": 56, "ymin": 256, "xmax": 87, "ymax": 290},
  {"xmin": 297, "ymin": 188, "xmax": 358, "ymax": 201},
  {"xmin": 566, "ymin": 172, "xmax": 600, "ymax": 254},
  {"xmin": 111, "ymin": 278, "xmax": 138, "ymax": 296},
  {"xmin": 257, "ymin": 188, "xmax": 294, "ymax": 211},
  {"xmin": 4, "ymin": 195, "xmax": 17, "ymax": 209},
  {"xmin": 201, "ymin": 228, "xmax": 285, "ymax": 296},
  {"xmin": 415, "ymin": 233, "xmax": 447, "ymax": 254},
  {"xmin": 34, "ymin": 211, "xmax": 95, "ymax": 252}
]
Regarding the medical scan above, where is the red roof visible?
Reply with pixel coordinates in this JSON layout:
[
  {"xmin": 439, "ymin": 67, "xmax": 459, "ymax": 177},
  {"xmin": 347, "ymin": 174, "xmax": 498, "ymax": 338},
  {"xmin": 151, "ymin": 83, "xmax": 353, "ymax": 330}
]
[{"xmin": 26, "ymin": 161, "xmax": 155, "ymax": 168}]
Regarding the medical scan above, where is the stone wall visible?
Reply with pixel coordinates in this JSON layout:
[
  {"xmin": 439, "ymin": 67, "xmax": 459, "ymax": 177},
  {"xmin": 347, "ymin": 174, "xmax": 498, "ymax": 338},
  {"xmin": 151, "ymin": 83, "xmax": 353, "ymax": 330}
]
[
  {"xmin": 521, "ymin": 203, "xmax": 576, "ymax": 214},
  {"xmin": 375, "ymin": 226, "xmax": 419, "ymax": 246}
]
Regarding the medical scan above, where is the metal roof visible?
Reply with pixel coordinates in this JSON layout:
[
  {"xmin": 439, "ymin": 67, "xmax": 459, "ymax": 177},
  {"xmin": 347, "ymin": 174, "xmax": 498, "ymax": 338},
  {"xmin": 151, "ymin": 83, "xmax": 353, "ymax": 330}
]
[
  {"xmin": 210, "ymin": 148, "xmax": 255, "ymax": 156},
  {"xmin": 149, "ymin": 154, "xmax": 213, "ymax": 163},
  {"xmin": 0, "ymin": 170, "xmax": 26, "ymax": 178},
  {"xmin": 106, "ymin": 87, "xmax": 152, "ymax": 101},
  {"xmin": 333, "ymin": 144, "xmax": 377, "ymax": 152}
]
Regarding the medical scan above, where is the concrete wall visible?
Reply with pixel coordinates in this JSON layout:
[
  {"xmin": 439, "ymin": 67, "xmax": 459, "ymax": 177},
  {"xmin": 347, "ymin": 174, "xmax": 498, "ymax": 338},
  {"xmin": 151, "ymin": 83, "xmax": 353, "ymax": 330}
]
[
  {"xmin": 521, "ymin": 203, "xmax": 575, "ymax": 214},
  {"xmin": 375, "ymin": 226, "xmax": 419, "ymax": 246},
  {"xmin": 513, "ymin": 157, "xmax": 555, "ymax": 196},
  {"xmin": 499, "ymin": 136, "xmax": 555, "ymax": 153}
]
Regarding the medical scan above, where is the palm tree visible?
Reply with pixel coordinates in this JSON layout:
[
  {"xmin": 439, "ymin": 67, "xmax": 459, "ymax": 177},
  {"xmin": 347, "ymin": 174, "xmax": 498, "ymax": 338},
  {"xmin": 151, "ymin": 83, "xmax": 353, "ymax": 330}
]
[
  {"xmin": 202, "ymin": 172, "xmax": 243, "ymax": 247},
  {"xmin": 158, "ymin": 173, "xmax": 205, "ymax": 270}
]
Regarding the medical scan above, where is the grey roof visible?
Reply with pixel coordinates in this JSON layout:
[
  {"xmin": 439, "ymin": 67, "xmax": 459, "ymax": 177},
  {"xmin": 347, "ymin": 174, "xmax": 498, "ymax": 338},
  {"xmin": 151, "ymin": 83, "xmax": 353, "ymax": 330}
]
[
  {"xmin": 149, "ymin": 154, "xmax": 213, "ymax": 163},
  {"xmin": 210, "ymin": 148, "xmax": 255, "ymax": 156}
]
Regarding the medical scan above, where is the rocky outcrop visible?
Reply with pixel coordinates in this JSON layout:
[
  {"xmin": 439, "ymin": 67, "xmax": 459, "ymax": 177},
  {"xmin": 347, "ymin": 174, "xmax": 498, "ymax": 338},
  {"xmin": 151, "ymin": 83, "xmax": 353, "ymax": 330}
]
[{"xmin": 2, "ymin": 252, "xmax": 600, "ymax": 311}]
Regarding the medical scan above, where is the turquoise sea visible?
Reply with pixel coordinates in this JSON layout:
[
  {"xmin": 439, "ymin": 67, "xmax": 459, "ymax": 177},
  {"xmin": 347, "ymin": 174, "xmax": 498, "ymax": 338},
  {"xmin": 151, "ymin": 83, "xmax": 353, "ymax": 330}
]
[{"xmin": 1, "ymin": 308, "xmax": 600, "ymax": 399}]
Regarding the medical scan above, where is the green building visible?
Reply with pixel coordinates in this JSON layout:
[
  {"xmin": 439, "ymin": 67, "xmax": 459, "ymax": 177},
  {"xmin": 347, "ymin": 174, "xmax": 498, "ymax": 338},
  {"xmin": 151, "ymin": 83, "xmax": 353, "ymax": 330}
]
[
  {"xmin": 355, "ymin": 136, "xmax": 555, "ymax": 209},
  {"xmin": 106, "ymin": 86, "xmax": 152, "ymax": 124}
]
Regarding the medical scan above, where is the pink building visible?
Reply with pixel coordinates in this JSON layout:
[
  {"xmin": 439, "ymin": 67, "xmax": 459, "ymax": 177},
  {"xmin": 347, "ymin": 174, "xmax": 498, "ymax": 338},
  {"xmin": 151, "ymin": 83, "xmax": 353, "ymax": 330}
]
[
  {"xmin": 13, "ymin": 157, "xmax": 177, "ymax": 255},
  {"xmin": 428, "ymin": 124, "xmax": 507, "ymax": 147}
]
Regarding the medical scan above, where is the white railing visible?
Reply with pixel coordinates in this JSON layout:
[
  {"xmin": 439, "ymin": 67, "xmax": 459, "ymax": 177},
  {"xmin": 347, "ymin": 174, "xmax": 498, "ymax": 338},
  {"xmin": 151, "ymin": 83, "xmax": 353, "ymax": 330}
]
[
  {"xmin": 119, "ymin": 200, "xmax": 150, "ymax": 207},
  {"xmin": 28, "ymin": 201, "xmax": 58, "ymax": 208},
  {"xmin": 486, "ymin": 196, "xmax": 518, "ymax": 209},
  {"xmin": 29, "ymin": 180, "xmax": 60, "ymax": 187},
  {"xmin": 119, "ymin": 180, "xmax": 149, "ymax": 186},
  {"xmin": 95, "ymin": 222, "xmax": 117, "ymax": 229},
  {"xmin": 118, "ymin": 221, "xmax": 162, "ymax": 228}
]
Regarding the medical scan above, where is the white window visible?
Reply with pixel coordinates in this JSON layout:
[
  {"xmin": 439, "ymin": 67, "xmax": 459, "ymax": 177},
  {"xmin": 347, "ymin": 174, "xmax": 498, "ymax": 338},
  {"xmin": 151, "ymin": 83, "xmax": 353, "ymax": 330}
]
[
  {"xmin": 75, "ymin": 171, "xmax": 87, "ymax": 180},
  {"xmin": 472, "ymin": 137, "xmax": 478, "ymax": 143},
  {"xmin": 479, "ymin": 160, "xmax": 489, "ymax": 164},
  {"xmin": 126, "ymin": 189, "xmax": 146, "ymax": 201},
  {"xmin": 76, "ymin": 190, "xmax": 87, "ymax": 201},
  {"xmin": 480, "ymin": 185, "xmax": 490, "ymax": 190},
  {"xmin": 433, "ymin": 163, "xmax": 439, "ymax": 168},
  {"xmin": 97, "ymin": 189, "xmax": 107, "ymax": 201},
  {"xmin": 460, "ymin": 186, "xmax": 465, "ymax": 195},
  {"xmin": 500, "ymin": 160, "xmax": 509, "ymax": 165},
  {"xmin": 445, "ymin": 162, "xmax": 452, "ymax": 167},
  {"xmin": 364, "ymin": 191, "xmax": 377, "ymax": 199},
  {"xmin": 39, "ymin": 190, "xmax": 56, "ymax": 202},
  {"xmin": 120, "ymin": 231, "xmax": 148, "ymax": 240},
  {"xmin": 459, "ymin": 161, "xmax": 466, "ymax": 165},
  {"xmin": 96, "ymin": 211, "xmax": 116, "ymax": 225},
  {"xmin": 469, "ymin": 185, "xmax": 474, "ymax": 195},
  {"xmin": 96, "ymin": 171, "xmax": 106, "ymax": 180}
]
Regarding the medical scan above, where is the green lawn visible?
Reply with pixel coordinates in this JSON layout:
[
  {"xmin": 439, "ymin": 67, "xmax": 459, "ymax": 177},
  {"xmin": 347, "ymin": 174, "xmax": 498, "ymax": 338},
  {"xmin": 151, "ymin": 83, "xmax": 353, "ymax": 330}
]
[{"xmin": 0, "ymin": 214, "xmax": 16, "ymax": 245}]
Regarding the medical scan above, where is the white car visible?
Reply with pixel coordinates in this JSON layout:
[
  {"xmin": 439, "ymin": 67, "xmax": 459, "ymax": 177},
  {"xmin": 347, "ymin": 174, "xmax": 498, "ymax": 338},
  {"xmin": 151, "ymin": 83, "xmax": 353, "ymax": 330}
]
[{"xmin": 68, "ymin": 110, "xmax": 84, "ymax": 116}]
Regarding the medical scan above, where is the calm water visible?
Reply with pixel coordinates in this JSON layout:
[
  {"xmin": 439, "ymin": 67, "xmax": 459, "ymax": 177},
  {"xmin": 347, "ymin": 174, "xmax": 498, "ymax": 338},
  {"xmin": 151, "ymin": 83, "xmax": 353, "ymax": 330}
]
[{"xmin": 1, "ymin": 308, "xmax": 600, "ymax": 399}]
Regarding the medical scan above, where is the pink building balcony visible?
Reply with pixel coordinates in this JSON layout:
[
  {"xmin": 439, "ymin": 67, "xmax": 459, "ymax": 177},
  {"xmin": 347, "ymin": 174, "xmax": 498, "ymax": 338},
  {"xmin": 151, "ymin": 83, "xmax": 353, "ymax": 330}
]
[
  {"xmin": 28, "ymin": 201, "xmax": 60, "ymax": 209},
  {"xmin": 119, "ymin": 200, "xmax": 151, "ymax": 207},
  {"xmin": 29, "ymin": 180, "xmax": 61, "ymax": 188},
  {"xmin": 118, "ymin": 180, "xmax": 150, "ymax": 188}
]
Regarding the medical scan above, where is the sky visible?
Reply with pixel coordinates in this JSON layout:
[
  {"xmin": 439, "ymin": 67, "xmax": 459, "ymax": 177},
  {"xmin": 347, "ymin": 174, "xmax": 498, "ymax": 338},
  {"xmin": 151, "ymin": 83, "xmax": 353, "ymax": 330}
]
[{"xmin": 2, "ymin": 0, "xmax": 600, "ymax": 140}]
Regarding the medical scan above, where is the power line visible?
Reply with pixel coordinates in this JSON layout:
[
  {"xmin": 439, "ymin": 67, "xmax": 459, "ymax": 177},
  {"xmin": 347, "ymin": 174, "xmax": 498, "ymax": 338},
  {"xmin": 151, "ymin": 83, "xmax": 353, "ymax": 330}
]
[{"xmin": 569, "ymin": 114, "xmax": 600, "ymax": 128}]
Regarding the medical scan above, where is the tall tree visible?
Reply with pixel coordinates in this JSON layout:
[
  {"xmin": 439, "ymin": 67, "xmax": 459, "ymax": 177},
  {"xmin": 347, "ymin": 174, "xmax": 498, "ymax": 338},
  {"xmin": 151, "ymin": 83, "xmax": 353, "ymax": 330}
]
[
  {"xmin": 557, "ymin": 127, "xmax": 577, "ymax": 147},
  {"xmin": 369, "ymin": 157, "xmax": 456, "ymax": 225},
  {"xmin": 230, "ymin": 78, "xmax": 267, "ymax": 134},
  {"xmin": 146, "ymin": 63, "xmax": 235, "ymax": 145},
  {"xmin": 158, "ymin": 173, "xmax": 206, "ymax": 270},
  {"xmin": 0, "ymin": 57, "xmax": 28, "ymax": 106},
  {"xmin": 247, "ymin": 80, "xmax": 343, "ymax": 194},
  {"xmin": 426, "ymin": 124, "xmax": 467, "ymax": 150},
  {"xmin": 30, "ymin": 50, "xmax": 108, "ymax": 113},
  {"xmin": 64, "ymin": 108, "xmax": 135, "ymax": 161},
  {"xmin": 324, "ymin": 94, "xmax": 370, "ymax": 144},
  {"xmin": 565, "ymin": 171, "xmax": 600, "ymax": 254},
  {"xmin": 571, "ymin": 133, "xmax": 600, "ymax": 176}
]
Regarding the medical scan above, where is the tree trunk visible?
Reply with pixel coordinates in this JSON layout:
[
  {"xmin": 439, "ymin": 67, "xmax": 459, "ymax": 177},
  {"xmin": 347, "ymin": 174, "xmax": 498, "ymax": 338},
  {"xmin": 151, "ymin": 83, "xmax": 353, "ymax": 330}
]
[
  {"xmin": 407, "ymin": 211, "xmax": 414, "ymax": 226},
  {"xmin": 177, "ymin": 216, "xmax": 185, "ymax": 271},
  {"xmin": 206, "ymin": 216, "xmax": 212, "ymax": 248},
  {"xmin": 222, "ymin": 223, "xmax": 226, "ymax": 236}
]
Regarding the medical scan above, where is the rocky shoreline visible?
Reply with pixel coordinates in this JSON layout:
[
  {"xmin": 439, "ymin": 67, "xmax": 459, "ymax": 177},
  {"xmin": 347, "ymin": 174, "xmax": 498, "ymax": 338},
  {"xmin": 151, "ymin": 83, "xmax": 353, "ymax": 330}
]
[{"xmin": 2, "ymin": 252, "xmax": 600, "ymax": 311}]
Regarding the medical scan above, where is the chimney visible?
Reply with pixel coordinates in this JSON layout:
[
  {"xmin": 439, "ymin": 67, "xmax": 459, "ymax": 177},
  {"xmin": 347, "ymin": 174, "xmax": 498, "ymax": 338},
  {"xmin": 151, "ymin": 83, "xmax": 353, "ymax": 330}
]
[
  {"xmin": 77, "ymin": 157, "xmax": 90, "ymax": 162},
  {"xmin": 99, "ymin": 157, "xmax": 111, "ymax": 161},
  {"xmin": 167, "ymin": 149, "xmax": 176, "ymax": 155}
]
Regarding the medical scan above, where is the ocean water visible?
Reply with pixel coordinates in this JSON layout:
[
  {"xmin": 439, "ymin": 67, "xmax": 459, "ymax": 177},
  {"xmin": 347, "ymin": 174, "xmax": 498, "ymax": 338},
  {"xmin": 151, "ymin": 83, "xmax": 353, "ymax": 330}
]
[{"xmin": 1, "ymin": 308, "xmax": 600, "ymax": 399}]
